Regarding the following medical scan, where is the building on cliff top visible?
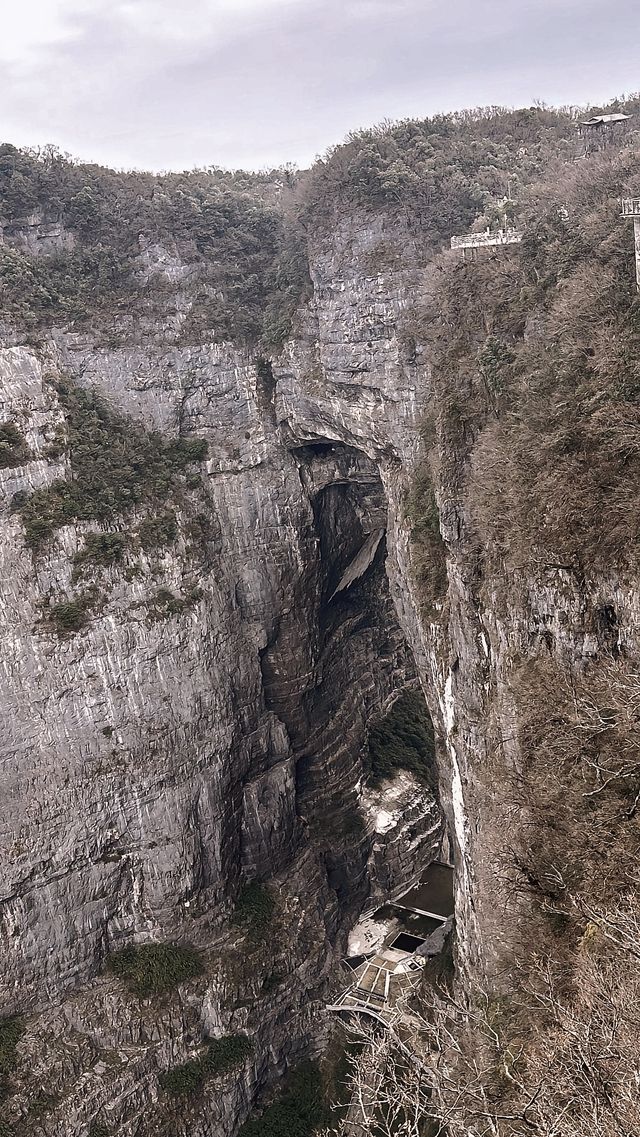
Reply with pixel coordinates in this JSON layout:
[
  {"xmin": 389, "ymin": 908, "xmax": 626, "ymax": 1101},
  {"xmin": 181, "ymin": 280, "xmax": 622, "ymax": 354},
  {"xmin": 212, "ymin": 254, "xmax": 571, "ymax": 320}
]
[{"xmin": 577, "ymin": 112, "xmax": 633, "ymax": 157}]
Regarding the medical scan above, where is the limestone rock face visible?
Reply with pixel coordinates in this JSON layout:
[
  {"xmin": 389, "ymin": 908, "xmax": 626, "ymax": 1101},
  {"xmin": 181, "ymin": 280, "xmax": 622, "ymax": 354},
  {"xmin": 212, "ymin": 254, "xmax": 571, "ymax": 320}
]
[
  {"xmin": 0, "ymin": 211, "xmax": 76, "ymax": 257},
  {"xmin": 2, "ymin": 183, "xmax": 632, "ymax": 1137},
  {"xmin": 0, "ymin": 212, "xmax": 445, "ymax": 1135}
]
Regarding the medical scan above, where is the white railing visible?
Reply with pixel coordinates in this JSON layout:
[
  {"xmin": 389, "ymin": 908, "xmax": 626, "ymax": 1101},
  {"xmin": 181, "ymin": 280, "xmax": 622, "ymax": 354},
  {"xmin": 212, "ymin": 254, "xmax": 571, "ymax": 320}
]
[
  {"xmin": 451, "ymin": 228, "xmax": 523, "ymax": 250},
  {"xmin": 621, "ymin": 199, "xmax": 640, "ymax": 217}
]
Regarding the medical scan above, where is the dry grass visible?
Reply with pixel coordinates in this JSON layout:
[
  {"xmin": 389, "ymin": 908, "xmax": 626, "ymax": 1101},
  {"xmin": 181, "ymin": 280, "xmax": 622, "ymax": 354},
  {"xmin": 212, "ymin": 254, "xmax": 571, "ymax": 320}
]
[{"xmin": 413, "ymin": 146, "xmax": 640, "ymax": 584}]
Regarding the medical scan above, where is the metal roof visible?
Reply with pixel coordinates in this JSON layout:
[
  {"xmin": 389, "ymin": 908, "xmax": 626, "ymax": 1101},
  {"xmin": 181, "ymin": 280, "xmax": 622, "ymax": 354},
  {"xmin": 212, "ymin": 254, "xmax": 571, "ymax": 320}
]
[{"xmin": 580, "ymin": 113, "xmax": 632, "ymax": 126}]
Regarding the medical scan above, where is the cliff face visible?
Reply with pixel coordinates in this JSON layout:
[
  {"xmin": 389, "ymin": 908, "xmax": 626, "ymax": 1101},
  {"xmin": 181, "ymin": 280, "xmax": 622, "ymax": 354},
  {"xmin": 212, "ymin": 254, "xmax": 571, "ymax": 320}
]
[
  {"xmin": 5, "ymin": 178, "xmax": 628, "ymax": 1137},
  {"xmin": 0, "ymin": 210, "xmax": 444, "ymax": 1135},
  {"xmin": 2, "ymin": 114, "xmax": 640, "ymax": 1136}
]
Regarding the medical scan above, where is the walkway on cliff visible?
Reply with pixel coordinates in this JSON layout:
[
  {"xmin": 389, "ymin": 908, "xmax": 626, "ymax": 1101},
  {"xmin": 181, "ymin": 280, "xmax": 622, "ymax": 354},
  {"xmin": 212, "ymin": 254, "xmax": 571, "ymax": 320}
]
[
  {"xmin": 327, "ymin": 953, "xmax": 424, "ymax": 1025},
  {"xmin": 327, "ymin": 862, "xmax": 454, "ymax": 1025}
]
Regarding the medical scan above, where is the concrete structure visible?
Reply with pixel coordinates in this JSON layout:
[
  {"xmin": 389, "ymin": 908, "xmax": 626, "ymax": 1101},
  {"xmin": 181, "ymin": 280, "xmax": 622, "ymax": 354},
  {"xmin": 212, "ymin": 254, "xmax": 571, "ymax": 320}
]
[
  {"xmin": 327, "ymin": 953, "xmax": 424, "ymax": 1025},
  {"xmin": 327, "ymin": 863, "xmax": 454, "ymax": 1024},
  {"xmin": 450, "ymin": 227, "xmax": 523, "ymax": 260},
  {"xmin": 577, "ymin": 113, "xmax": 633, "ymax": 157},
  {"xmin": 621, "ymin": 199, "xmax": 640, "ymax": 290}
]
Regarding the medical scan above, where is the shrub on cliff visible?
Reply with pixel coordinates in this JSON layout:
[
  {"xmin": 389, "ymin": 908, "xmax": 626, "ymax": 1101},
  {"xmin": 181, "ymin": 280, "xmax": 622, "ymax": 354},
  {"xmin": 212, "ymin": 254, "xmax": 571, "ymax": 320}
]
[
  {"xmin": 0, "ymin": 245, "xmax": 135, "ymax": 329},
  {"xmin": 145, "ymin": 586, "xmax": 203, "ymax": 622},
  {"xmin": 0, "ymin": 1017, "xmax": 24, "ymax": 1104},
  {"xmin": 88, "ymin": 1124, "xmax": 110, "ymax": 1137},
  {"xmin": 159, "ymin": 1035, "xmax": 253, "ymax": 1097},
  {"xmin": 238, "ymin": 1062, "xmax": 329, "ymax": 1137},
  {"xmin": 108, "ymin": 943, "xmax": 203, "ymax": 998},
  {"xmin": 136, "ymin": 510, "xmax": 178, "ymax": 552},
  {"xmin": 17, "ymin": 380, "xmax": 208, "ymax": 552},
  {"xmin": 0, "ymin": 421, "xmax": 30, "ymax": 468},
  {"xmin": 233, "ymin": 882, "xmax": 275, "ymax": 941},
  {"xmin": 404, "ymin": 465, "xmax": 448, "ymax": 614},
  {"xmin": 43, "ymin": 589, "xmax": 102, "ymax": 637},
  {"xmin": 73, "ymin": 532, "xmax": 128, "ymax": 572},
  {"xmin": 367, "ymin": 688, "xmax": 436, "ymax": 786}
]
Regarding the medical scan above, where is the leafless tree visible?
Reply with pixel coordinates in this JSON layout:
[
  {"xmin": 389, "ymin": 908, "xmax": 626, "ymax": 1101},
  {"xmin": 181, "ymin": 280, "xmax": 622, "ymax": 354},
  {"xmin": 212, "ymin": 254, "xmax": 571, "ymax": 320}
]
[{"xmin": 324, "ymin": 894, "xmax": 640, "ymax": 1137}]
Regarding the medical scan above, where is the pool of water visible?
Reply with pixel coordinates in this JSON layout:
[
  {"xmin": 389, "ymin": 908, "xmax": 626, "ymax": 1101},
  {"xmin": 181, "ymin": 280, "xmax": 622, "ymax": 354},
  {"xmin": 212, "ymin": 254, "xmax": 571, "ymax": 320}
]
[
  {"xmin": 395, "ymin": 862, "xmax": 454, "ymax": 918},
  {"xmin": 390, "ymin": 931, "xmax": 425, "ymax": 952}
]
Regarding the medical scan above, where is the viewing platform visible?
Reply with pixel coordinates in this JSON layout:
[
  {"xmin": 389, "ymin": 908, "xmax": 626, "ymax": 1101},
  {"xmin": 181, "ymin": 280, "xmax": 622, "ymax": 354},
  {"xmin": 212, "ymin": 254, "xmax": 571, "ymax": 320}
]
[
  {"xmin": 327, "ymin": 953, "xmax": 424, "ymax": 1026},
  {"xmin": 327, "ymin": 863, "xmax": 454, "ymax": 1026},
  {"xmin": 621, "ymin": 198, "xmax": 640, "ymax": 217},
  {"xmin": 451, "ymin": 227, "xmax": 523, "ymax": 256}
]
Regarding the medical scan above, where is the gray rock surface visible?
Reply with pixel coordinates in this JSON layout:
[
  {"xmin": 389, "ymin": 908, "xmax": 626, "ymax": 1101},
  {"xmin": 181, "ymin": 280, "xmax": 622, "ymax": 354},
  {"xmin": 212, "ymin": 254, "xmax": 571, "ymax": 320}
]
[{"xmin": 0, "ymin": 210, "xmax": 445, "ymax": 1135}]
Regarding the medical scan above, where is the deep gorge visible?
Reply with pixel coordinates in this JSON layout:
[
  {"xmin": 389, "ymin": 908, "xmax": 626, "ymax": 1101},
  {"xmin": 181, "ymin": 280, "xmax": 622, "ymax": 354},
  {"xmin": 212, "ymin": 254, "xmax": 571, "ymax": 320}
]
[
  {"xmin": 0, "ymin": 238, "xmax": 446, "ymax": 1132},
  {"xmin": 3, "ymin": 103, "xmax": 640, "ymax": 1136}
]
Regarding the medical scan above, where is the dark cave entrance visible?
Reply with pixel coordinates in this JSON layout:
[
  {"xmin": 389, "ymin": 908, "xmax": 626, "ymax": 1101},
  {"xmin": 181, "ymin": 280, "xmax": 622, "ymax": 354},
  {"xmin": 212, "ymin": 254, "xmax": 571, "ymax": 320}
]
[{"xmin": 288, "ymin": 440, "xmax": 443, "ymax": 920}]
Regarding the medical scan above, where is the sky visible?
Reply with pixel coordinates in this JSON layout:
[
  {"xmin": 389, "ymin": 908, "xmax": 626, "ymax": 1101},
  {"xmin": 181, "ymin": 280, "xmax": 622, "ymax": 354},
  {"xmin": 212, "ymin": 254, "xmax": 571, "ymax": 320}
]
[{"xmin": 2, "ymin": 0, "xmax": 640, "ymax": 172}]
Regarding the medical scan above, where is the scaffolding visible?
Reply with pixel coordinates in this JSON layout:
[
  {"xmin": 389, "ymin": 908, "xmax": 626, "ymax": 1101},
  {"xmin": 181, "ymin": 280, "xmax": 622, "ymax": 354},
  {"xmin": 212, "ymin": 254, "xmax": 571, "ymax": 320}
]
[{"xmin": 621, "ymin": 199, "xmax": 640, "ymax": 289}]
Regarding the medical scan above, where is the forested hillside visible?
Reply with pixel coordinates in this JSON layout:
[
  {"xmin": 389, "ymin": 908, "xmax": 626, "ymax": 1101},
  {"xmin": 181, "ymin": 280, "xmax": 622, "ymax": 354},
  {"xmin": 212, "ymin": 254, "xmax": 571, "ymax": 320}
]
[{"xmin": 2, "ymin": 96, "xmax": 639, "ymax": 348}]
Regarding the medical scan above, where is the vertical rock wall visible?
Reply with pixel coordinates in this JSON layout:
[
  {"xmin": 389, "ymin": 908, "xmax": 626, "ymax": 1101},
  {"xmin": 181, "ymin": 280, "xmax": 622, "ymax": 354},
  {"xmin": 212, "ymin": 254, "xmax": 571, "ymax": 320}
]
[{"xmin": 0, "ymin": 213, "xmax": 445, "ymax": 1137}]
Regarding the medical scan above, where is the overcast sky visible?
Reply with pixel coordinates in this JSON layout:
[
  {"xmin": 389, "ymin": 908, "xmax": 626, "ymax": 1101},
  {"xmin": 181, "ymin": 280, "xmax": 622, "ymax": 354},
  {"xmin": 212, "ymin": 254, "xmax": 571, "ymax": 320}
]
[{"xmin": 2, "ymin": 0, "xmax": 639, "ymax": 172}]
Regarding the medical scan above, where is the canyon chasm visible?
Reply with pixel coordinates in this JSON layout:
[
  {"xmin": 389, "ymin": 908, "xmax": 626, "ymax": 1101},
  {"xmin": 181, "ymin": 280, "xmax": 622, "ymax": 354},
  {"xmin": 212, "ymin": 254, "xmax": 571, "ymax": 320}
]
[
  {"xmin": 1, "ymin": 207, "xmax": 451, "ymax": 1136},
  {"xmin": 3, "ymin": 110, "xmax": 640, "ymax": 1137}
]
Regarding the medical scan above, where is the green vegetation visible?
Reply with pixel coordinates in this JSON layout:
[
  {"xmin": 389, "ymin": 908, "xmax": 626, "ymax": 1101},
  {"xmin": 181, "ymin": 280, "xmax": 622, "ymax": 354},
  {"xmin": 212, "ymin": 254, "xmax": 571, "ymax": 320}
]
[
  {"xmin": 2, "ymin": 99, "xmax": 639, "ymax": 349},
  {"xmin": 108, "ymin": 942, "xmax": 203, "ymax": 998},
  {"xmin": 0, "ymin": 244, "xmax": 135, "ymax": 330},
  {"xmin": 405, "ymin": 465, "xmax": 448, "ymax": 613},
  {"xmin": 28, "ymin": 1090, "xmax": 58, "ymax": 1118},
  {"xmin": 260, "ymin": 225, "xmax": 312, "ymax": 350},
  {"xmin": 137, "ymin": 510, "xmax": 178, "ymax": 552},
  {"xmin": 300, "ymin": 107, "xmax": 573, "ymax": 238},
  {"xmin": 44, "ymin": 589, "xmax": 101, "ymax": 637},
  {"xmin": 300, "ymin": 98, "xmax": 640, "ymax": 241},
  {"xmin": 0, "ymin": 143, "xmax": 308, "ymax": 344},
  {"xmin": 261, "ymin": 970, "xmax": 285, "ymax": 993},
  {"xmin": 233, "ymin": 882, "xmax": 275, "ymax": 941},
  {"xmin": 145, "ymin": 586, "xmax": 203, "ymax": 621},
  {"xmin": 238, "ymin": 1062, "xmax": 329, "ymax": 1137},
  {"xmin": 88, "ymin": 1123, "xmax": 110, "ymax": 1137},
  {"xmin": 0, "ymin": 1017, "xmax": 23, "ymax": 1104},
  {"xmin": 367, "ymin": 688, "xmax": 436, "ymax": 786},
  {"xmin": 73, "ymin": 532, "xmax": 128, "ymax": 572},
  {"xmin": 0, "ymin": 422, "xmax": 30, "ymax": 468},
  {"xmin": 15, "ymin": 380, "xmax": 207, "ymax": 552},
  {"xmin": 159, "ymin": 1034, "xmax": 253, "ymax": 1097}
]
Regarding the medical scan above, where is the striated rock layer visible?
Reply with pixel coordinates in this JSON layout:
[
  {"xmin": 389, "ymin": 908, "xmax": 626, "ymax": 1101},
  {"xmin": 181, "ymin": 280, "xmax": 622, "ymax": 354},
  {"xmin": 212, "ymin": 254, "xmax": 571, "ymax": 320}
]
[{"xmin": 0, "ymin": 212, "xmax": 446, "ymax": 1135}]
